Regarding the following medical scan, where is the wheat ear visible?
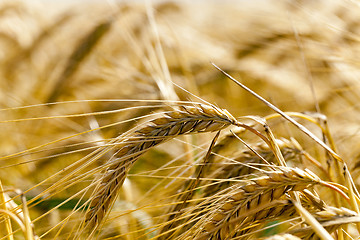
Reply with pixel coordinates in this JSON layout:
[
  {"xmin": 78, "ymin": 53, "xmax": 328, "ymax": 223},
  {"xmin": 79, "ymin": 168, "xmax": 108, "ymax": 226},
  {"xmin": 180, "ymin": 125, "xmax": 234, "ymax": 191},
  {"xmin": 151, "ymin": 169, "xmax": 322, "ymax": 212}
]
[
  {"xmin": 226, "ymin": 190, "xmax": 329, "ymax": 239},
  {"xmin": 84, "ymin": 104, "xmax": 239, "ymax": 231},
  {"xmin": 196, "ymin": 167, "xmax": 323, "ymax": 239},
  {"xmin": 291, "ymin": 206, "xmax": 358, "ymax": 240}
]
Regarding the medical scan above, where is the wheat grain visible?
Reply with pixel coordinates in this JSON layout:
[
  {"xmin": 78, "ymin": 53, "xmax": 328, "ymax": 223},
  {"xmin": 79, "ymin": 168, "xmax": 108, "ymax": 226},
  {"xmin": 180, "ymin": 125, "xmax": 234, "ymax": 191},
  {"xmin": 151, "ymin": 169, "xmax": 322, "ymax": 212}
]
[{"xmin": 84, "ymin": 104, "xmax": 239, "ymax": 231}]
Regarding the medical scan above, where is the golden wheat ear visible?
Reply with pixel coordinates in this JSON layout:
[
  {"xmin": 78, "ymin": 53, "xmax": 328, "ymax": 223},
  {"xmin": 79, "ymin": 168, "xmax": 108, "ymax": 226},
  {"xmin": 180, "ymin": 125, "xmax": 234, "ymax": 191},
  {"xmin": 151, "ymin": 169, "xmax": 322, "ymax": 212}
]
[
  {"xmin": 195, "ymin": 167, "xmax": 323, "ymax": 239},
  {"xmin": 83, "ymin": 104, "xmax": 240, "ymax": 232}
]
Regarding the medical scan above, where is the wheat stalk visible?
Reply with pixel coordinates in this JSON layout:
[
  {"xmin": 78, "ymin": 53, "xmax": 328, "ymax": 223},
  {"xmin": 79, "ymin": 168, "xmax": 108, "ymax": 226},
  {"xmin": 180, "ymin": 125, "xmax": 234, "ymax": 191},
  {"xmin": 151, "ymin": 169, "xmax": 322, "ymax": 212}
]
[{"xmin": 84, "ymin": 104, "xmax": 239, "ymax": 232}]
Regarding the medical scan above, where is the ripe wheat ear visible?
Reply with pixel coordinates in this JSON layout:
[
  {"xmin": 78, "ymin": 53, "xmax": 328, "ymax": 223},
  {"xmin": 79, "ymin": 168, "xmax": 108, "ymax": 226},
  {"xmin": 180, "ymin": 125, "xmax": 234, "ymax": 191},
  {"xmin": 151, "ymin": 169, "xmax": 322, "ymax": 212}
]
[{"xmin": 84, "ymin": 104, "xmax": 240, "ymax": 232}]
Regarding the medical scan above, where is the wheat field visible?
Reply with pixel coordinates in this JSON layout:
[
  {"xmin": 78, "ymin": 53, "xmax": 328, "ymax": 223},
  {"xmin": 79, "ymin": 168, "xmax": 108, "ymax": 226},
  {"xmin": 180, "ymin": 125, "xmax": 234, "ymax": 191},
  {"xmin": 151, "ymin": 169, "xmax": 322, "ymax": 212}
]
[{"xmin": 1, "ymin": 0, "xmax": 360, "ymax": 239}]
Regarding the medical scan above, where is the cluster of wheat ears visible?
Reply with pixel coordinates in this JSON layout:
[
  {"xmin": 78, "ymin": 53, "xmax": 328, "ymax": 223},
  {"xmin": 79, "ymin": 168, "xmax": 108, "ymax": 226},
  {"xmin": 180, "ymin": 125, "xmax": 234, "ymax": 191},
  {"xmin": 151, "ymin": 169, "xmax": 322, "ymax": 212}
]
[{"xmin": 2, "ymin": 0, "xmax": 360, "ymax": 239}]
